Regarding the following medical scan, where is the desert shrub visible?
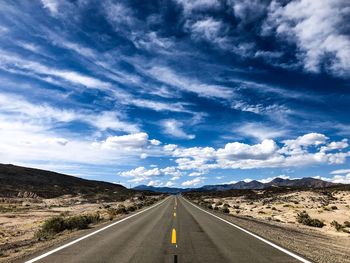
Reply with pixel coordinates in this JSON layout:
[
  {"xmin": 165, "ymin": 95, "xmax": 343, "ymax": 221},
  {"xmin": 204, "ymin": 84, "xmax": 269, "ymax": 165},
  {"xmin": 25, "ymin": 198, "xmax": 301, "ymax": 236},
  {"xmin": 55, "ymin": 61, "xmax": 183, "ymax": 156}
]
[
  {"xmin": 35, "ymin": 213, "xmax": 101, "ymax": 240},
  {"xmin": 214, "ymin": 206, "xmax": 219, "ymax": 211},
  {"xmin": 344, "ymin": 221, "xmax": 350, "ymax": 227},
  {"xmin": 331, "ymin": 206, "xmax": 338, "ymax": 210},
  {"xmin": 223, "ymin": 203, "xmax": 230, "ymax": 208},
  {"xmin": 126, "ymin": 205, "xmax": 137, "ymax": 212},
  {"xmin": 215, "ymin": 201, "xmax": 223, "ymax": 206},
  {"xmin": 296, "ymin": 211, "xmax": 324, "ymax": 228},
  {"xmin": 116, "ymin": 204, "xmax": 127, "ymax": 214},
  {"xmin": 221, "ymin": 207, "xmax": 230, "ymax": 214},
  {"xmin": 271, "ymin": 207, "xmax": 277, "ymax": 211},
  {"xmin": 331, "ymin": 220, "xmax": 343, "ymax": 231},
  {"xmin": 233, "ymin": 205, "xmax": 240, "ymax": 209},
  {"xmin": 207, "ymin": 204, "xmax": 213, "ymax": 209}
]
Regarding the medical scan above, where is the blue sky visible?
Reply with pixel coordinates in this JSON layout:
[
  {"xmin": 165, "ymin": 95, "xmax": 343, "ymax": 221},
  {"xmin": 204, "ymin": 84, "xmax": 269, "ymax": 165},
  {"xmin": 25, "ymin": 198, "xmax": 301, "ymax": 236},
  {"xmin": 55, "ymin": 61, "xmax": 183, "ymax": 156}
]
[{"xmin": 1, "ymin": 0, "xmax": 350, "ymax": 188}]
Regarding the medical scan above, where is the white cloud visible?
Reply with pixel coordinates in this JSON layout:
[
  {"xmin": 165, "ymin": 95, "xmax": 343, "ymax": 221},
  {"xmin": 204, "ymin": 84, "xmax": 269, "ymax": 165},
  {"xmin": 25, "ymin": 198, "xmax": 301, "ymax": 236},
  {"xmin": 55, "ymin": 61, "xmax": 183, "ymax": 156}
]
[
  {"xmin": 263, "ymin": 0, "xmax": 350, "ymax": 76},
  {"xmin": 320, "ymin": 139, "xmax": 349, "ymax": 152},
  {"xmin": 0, "ymin": 51, "xmax": 111, "ymax": 89},
  {"xmin": 165, "ymin": 181, "xmax": 175, "ymax": 187},
  {"xmin": 41, "ymin": 0, "xmax": 59, "ymax": 15},
  {"xmin": 147, "ymin": 66, "xmax": 234, "ymax": 99},
  {"xmin": 119, "ymin": 166, "xmax": 183, "ymax": 183},
  {"xmin": 100, "ymin": 133, "xmax": 149, "ymax": 150},
  {"xmin": 175, "ymin": 0, "xmax": 220, "ymax": 14},
  {"xmin": 120, "ymin": 166, "xmax": 161, "ymax": 178},
  {"xmin": 0, "ymin": 93, "xmax": 139, "ymax": 133},
  {"xmin": 188, "ymin": 172, "xmax": 202, "ymax": 177},
  {"xmin": 150, "ymin": 139, "xmax": 161, "ymax": 146},
  {"xmin": 258, "ymin": 175, "xmax": 290, "ymax": 184},
  {"xmin": 147, "ymin": 180, "xmax": 163, "ymax": 187},
  {"xmin": 164, "ymin": 133, "xmax": 350, "ymax": 171},
  {"xmin": 217, "ymin": 139, "xmax": 278, "ymax": 160},
  {"xmin": 140, "ymin": 153, "xmax": 148, "ymax": 159},
  {"xmin": 232, "ymin": 101, "xmax": 290, "ymax": 116},
  {"xmin": 164, "ymin": 144, "xmax": 178, "ymax": 152},
  {"xmin": 235, "ymin": 123, "xmax": 287, "ymax": 140},
  {"xmin": 314, "ymin": 174, "xmax": 350, "ymax": 184},
  {"xmin": 330, "ymin": 169, "xmax": 350, "ymax": 175},
  {"xmin": 162, "ymin": 119, "xmax": 195, "ymax": 140},
  {"xmin": 182, "ymin": 177, "xmax": 205, "ymax": 187},
  {"xmin": 281, "ymin": 133, "xmax": 329, "ymax": 155},
  {"xmin": 187, "ymin": 18, "xmax": 228, "ymax": 48},
  {"xmin": 129, "ymin": 98, "xmax": 190, "ymax": 113}
]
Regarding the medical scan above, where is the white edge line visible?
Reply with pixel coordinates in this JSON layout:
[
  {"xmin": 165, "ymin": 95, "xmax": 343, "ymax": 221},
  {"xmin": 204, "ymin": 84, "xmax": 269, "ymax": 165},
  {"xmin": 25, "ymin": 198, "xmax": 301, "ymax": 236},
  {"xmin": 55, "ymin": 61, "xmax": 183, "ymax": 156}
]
[
  {"xmin": 182, "ymin": 197, "xmax": 312, "ymax": 263},
  {"xmin": 26, "ymin": 196, "xmax": 171, "ymax": 263}
]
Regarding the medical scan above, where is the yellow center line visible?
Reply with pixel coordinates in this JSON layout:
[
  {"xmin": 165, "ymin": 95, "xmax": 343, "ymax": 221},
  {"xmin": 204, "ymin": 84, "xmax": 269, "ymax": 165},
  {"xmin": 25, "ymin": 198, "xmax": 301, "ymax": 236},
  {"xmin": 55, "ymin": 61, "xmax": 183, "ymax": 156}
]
[{"xmin": 171, "ymin": 228, "xmax": 177, "ymax": 244}]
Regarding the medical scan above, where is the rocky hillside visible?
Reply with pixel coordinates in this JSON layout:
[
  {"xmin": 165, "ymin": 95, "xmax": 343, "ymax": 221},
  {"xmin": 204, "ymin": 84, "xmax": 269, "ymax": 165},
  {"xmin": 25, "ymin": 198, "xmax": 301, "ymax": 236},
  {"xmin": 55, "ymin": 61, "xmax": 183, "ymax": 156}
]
[{"xmin": 0, "ymin": 163, "xmax": 134, "ymax": 201}]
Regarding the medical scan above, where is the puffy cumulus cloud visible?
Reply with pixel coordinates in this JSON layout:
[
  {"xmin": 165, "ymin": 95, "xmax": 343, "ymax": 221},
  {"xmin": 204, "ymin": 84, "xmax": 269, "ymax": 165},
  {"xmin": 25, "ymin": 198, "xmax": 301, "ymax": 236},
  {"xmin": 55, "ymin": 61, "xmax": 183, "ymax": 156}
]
[
  {"xmin": 147, "ymin": 180, "xmax": 163, "ymax": 187},
  {"xmin": 328, "ymin": 174, "xmax": 350, "ymax": 184},
  {"xmin": 100, "ymin": 133, "xmax": 149, "ymax": 150},
  {"xmin": 119, "ymin": 166, "xmax": 183, "ymax": 183},
  {"xmin": 149, "ymin": 139, "xmax": 161, "ymax": 146},
  {"xmin": 161, "ymin": 119, "xmax": 195, "ymax": 140},
  {"xmin": 281, "ymin": 133, "xmax": 329, "ymax": 155},
  {"xmin": 163, "ymin": 144, "xmax": 178, "ymax": 152},
  {"xmin": 181, "ymin": 177, "xmax": 205, "ymax": 186},
  {"xmin": 258, "ymin": 175, "xmax": 290, "ymax": 184},
  {"xmin": 41, "ymin": 0, "xmax": 59, "ymax": 15},
  {"xmin": 165, "ymin": 181, "xmax": 176, "ymax": 187},
  {"xmin": 314, "ymin": 174, "xmax": 350, "ymax": 184},
  {"xmin": 165, "ymin": 133, "xmax": 350, "ymax": 171},
  {"xmin": 320, "ymin": 139, "xmax": 349, "ymax": 152},
  {"xmin": 120, "ymin": 166, "xmax": 161, "ymax": 178},
  {"xmin": 263, "ymin": 0, "xmax": 350, "ymax": 76},
  {"xmin": 217, "ymin": 139, "xmax": 278, "ymax": 160}
]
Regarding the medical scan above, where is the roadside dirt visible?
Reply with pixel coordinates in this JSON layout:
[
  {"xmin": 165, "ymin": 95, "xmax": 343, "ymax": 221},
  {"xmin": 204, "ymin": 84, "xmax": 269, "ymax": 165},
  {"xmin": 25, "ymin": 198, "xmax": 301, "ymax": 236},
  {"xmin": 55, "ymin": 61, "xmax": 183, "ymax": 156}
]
[
  {"xmin": 0, "ymin": 195, "xmax": 163, "ymax": 262},
  {"xmin": 190, "ymin": 190, "xmax": 350, "ymax": 263}
]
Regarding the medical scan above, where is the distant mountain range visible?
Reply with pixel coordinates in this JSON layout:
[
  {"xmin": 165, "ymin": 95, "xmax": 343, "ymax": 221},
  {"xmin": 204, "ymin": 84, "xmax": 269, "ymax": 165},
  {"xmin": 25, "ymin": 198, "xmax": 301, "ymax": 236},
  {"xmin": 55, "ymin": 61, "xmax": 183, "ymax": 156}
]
[{"xmin": 134, "ymin": 177, "xmax": 337, "ymax": 193}]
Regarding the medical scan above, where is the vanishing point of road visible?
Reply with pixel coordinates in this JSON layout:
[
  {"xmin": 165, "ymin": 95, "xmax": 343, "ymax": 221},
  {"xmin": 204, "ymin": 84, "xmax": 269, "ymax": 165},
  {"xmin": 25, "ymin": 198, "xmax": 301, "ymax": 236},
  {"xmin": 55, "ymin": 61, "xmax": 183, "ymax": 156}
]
[{"xmin": 23, "ymin": 196, "xmax": 311, "ymax": 263}]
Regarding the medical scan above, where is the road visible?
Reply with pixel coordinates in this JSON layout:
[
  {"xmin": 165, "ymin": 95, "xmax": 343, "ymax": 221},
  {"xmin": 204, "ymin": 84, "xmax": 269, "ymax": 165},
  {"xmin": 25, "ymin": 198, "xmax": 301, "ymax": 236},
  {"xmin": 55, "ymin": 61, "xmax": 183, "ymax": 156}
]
[{"xmin": 24, "ymin": 196, "xmax": 309, "ymax": 263}]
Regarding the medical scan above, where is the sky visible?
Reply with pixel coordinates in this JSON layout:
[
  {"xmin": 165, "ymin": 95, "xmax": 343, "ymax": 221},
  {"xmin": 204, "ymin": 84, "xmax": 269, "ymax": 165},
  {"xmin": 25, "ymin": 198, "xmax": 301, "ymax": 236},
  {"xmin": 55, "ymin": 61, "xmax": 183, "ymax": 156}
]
[{"xmin": 0, "ymin": 0, "xmax": 350, "ymax": 188}]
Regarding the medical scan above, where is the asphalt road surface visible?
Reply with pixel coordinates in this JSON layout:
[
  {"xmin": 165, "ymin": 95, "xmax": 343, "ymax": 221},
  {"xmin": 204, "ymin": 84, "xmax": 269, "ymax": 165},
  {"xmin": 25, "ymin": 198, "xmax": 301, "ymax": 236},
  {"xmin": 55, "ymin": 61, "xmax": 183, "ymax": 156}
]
[{"xmin": 24, "ymin": 196, "xmax": 310, "ymax": 263}]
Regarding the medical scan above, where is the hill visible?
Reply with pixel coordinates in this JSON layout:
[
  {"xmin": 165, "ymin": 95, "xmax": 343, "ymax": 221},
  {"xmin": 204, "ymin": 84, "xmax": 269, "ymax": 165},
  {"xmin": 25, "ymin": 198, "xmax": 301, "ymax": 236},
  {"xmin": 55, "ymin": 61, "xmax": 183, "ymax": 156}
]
[{"xmin": 0, "ymin": 163, "xmax": 134, "ymax": 201}]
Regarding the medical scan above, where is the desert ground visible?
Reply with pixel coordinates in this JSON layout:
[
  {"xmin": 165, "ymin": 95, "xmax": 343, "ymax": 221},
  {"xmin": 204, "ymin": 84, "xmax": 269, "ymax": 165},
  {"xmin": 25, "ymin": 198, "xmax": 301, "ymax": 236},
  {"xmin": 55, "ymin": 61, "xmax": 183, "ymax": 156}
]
[
  {"xmin": 186, "ymin": 188, "xmax": 350, "ymax": 263},
  {"xmin": 0, "ymin": 193, "xmax": 164, "ymax": 262}
]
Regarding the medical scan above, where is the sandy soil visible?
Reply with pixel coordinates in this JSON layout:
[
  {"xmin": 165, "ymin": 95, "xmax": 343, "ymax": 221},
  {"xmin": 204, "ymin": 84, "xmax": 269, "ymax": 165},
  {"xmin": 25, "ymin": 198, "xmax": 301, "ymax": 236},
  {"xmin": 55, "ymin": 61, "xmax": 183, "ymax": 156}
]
[
  {"xmin": 194, "ymin": 190, "xmax": 350, "ymax": 263},
  {"xmin": 0, "ymin": 195, "xmax": 160, "ymax": 262}
]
